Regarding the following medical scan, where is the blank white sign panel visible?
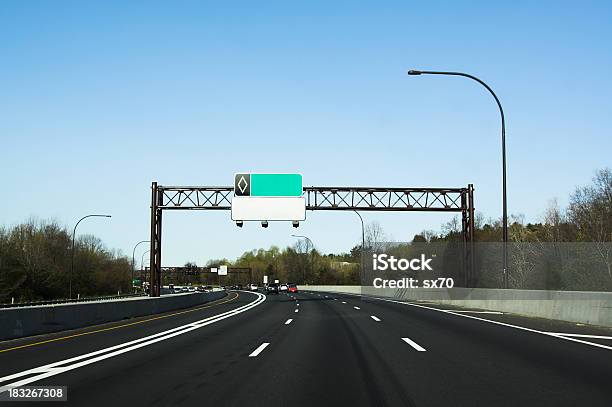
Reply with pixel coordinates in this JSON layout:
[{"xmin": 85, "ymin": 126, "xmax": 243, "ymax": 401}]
[{"xmin": 231, "ymin": 197, "xmax": 306, "ymax": 221}]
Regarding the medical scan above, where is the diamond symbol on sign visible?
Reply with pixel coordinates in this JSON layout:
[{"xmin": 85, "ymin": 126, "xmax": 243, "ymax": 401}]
[{"xmin": 238, "ymin": 176, "xmax": 248, "ymax": 194}]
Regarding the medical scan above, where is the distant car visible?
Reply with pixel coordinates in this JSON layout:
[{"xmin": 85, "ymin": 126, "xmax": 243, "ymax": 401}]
[
  {"xmin": 249, "ymin": 283, "xmax": 258, "ymax": 291},
  {"xmin": 279, "ymin": 284, "xmax": 288, "ymax": 292},
  {"xmin": 265, "ymin": 283, "xmax": 279, "ymax": 295},
  {"xmin": 181, "ymin": 287, "xmax": 189, "ymax": 292},
  {"xmin": 196, "ymin": 286, "xmax": 205, "ymax": 292},
  {"xmin": 287, "ymin": 283, "xmax": 298, "ymax": 293},
  {"xmin": 187, "ymin": 286, "xmax": 196, "ymax": 292},
  {"xmin": 173, "ymin": 286, "xmax": 182, "ymax": 293}
]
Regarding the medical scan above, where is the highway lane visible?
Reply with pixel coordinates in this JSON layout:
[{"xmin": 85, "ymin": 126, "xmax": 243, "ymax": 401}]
[
  {"xmin": 1, "ymin": 289, "xmax": 611, "ymax": 406},
  {"xmin": 0, "ymin": 290, "xmax": 289, "ymax": 405},
  {"xmin": 301, "ymin": 291, "xmax": 612, "ymax": 406},
  {"xmin": 0, "ymin": 291, "xmax": 247, "ymax": 377}
]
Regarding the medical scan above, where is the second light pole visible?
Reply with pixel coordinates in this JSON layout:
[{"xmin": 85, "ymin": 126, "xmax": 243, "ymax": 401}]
[
  {"xmin": 141, "ymin": 250, "xmax": 150, "ymax": 290},
  {"xmin": 353, "ymin": 211, "xmax": 365, "ymax": 281},
  {"xmin": 70, "ymin": 214, "xmax": 112, "ymax": 299},
  {"xmin": 291, "ymin": 234, "xmax": 314, "ymax": 285},
  {"xmin": 131, "ymin": 240, "xmax": 150, "ymax": 293}
]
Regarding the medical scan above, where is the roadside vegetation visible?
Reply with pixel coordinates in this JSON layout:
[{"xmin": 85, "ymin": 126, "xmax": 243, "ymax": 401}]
[
  {"xmin": 0, "ymin": 220, "xmax": 131, "ymax": 303},
  {"xmin": 415, "ymin": 168, "xmax": 612, "ymax": 290}
]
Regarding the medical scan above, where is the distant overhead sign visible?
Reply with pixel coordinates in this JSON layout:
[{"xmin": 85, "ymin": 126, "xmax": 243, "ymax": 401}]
[
  {"xmin": 211, "ymin": 267, "xmax": 217, "ymax": 273},
  {"xmin": 232, "ymin": 173, "xmax": 305, "ymax": 222},
  {"xmin": 219, "ymin": 265, "xmax": 228, "ymax": 276}
]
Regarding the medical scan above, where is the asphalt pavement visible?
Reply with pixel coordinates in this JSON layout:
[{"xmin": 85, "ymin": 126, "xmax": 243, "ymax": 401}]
[{"xmin": 1, "ymin": 289, "xmax": 611, "ymax": 407}]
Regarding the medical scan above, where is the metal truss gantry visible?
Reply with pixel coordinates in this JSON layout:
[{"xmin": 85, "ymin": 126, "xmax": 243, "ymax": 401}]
[{"xmin": 149, "ymin": 183, "xmax": 475, "ymax": 296}]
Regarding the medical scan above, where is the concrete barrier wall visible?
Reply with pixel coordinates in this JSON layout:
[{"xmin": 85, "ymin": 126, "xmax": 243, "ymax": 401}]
[
  {"xmin": 303, "ymin": 285, "xmax": 612, "ymax": 327},
  {"xmin": 0, "ymin": 291, "xmax": 227, "ymax": 341}
]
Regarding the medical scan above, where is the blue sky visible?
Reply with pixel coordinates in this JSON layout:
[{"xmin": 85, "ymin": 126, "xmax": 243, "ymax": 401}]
[{"xmin": 1, "ymin": 1, "xmax": 611, "ymax": 266}]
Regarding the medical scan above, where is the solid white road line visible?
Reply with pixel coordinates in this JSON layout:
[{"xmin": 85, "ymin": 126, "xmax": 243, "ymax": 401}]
[
  {"xmin": 548, "ymin": 333, "xmax": 612, "ymax": 340},
  {"xmin": 0, "ymin": 292, "xmax": 267, "ymax": 392},
  {"xmin": 285, "ymin": 319, "xmax": 293, "ymax": 325},
  {"xmin": 370, "ymin": 315, "xmax": 381, "ymax": 322},
  {"xmin": 402, "ymin": 337, "xmax": 426, "ymax": 352},
  {"xmin": 451, "ymin": 310, "xmax": 504, "ymax": 315},
  {"xmin": 341, "ymin": 301, "xmax": 347, "ymax": 304},
  {"xmin": 249, "ymin": 342, "xmax": 270, "ymax": 357},
  {"xmin": 353, "ymin": 306, "xmax": 360, "ymax": 310}
]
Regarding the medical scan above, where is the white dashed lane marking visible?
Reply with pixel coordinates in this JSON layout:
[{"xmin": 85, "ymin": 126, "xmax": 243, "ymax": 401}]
[
  {"xmin": 249, "ymin": 342, "xmax": 270, "ymax": 357},
  {"xmin": 402, "ymin": 337, "xmax": 426, "ymax": 352}
]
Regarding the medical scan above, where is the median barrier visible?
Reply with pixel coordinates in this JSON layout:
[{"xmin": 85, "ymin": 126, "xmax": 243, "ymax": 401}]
[{"xmin": 0, "ymin": 291, "xmax": 227, "ymax": 341}]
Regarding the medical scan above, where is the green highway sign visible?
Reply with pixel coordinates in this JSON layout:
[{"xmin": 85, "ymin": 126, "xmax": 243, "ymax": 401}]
[{"xmin": 234, "ymin": 173, "xmax": 302, "ymax": 197}]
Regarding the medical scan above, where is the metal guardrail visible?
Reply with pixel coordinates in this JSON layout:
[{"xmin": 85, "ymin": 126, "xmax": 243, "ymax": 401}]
[{"xmin": 0, "ymin": 293, "xmax": 147, "ymax": 309}]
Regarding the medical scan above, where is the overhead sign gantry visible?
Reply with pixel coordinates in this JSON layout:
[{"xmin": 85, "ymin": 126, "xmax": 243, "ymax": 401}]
[{"xmin": 148, "ymin": 178, "xmax": 475, "ymax": 297}]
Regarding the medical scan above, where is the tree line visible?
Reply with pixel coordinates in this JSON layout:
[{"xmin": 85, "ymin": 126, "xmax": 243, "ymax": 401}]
[
  {"xmin": 0, "ymin": 219, "xmax": 131, "ymax": 303},
  {"xmin": 179, "ymin": 242, "xmax": 361, "ymax": 288},
  {"xmin": 412, "ymin": 168, "xmax": 612, "ymax": 290}
]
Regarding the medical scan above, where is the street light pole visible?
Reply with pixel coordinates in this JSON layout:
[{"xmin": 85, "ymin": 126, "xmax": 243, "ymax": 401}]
[
  {"xmin": 291, "ymin": 234, "xmax": 314, "ymax": 285},
  {"xmin": 353, "ymin": 211, "xmax": 365, "ymax": 282},
  {"xmin": 407, "ymin": 69, "xmax": 508, "ymax": 288},
  {"xmin": 70, "ymin": 214, "xmax": 112, "ymax": 299},
  {"xmin": 141, "ymin": 250, "xmax": 150, "ymax": 272},
  {"xmin": 141, "ymin": 250, "xmax": 150, "ymax": 291},
  {"xmin": 131, "ymin": 240, "xmax": 150, "ymax": 292}
]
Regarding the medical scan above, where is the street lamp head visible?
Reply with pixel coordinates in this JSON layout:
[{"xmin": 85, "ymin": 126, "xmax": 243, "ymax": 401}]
[{"xmin": 407, "ymin": 70, "xmax": 422, "ymax": 76}]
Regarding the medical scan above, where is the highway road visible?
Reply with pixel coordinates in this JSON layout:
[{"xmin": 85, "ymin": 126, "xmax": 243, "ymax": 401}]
[{"xmin": 1, "ymin": 289, "xmax": 612, "ymax": 406}]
